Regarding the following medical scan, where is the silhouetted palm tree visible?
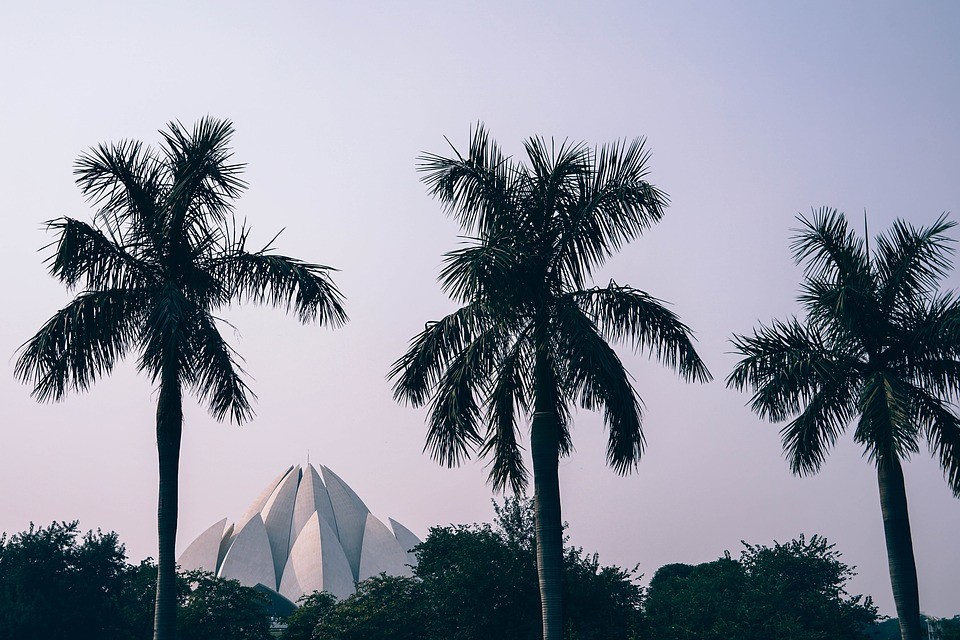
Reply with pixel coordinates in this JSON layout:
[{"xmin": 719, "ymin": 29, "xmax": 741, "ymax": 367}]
[
  {"xmin": 15, "ymin": 118, "xmax": 347, "ymax": 640},
  {"xmin": 728, "ymin": 209, "xmax": 960, "ymax": 640},
  {"xmin": 390, "ymin": 126, "xmax": 710, "ymax": 640}
]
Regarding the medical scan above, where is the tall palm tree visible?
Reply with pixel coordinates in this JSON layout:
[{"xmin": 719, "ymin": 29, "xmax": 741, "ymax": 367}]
[
  {"xmin": 390, "ymin": 126, "xmax": 711, "ymax": 640},
  {"xmin": 15, "ymin": 118, "xmax": 347, "ymax": 640},
  {"xmin": 727, "ymin": 208, "xmax": 960, "ymax": 640}
]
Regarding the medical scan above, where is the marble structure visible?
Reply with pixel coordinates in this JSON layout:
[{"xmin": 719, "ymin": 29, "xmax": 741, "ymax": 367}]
[{"xmin": 178, "ymin": 464, "xmax": 420, "ymax": 605}]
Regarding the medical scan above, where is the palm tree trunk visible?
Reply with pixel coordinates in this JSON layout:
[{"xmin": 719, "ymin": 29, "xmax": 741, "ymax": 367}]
[
  {"xmin": 877, "ymin": 456, "xmax": 922, "ymax": 640},
  {"xmin": 154, "ymin": 361, "xmax": 183, "ymax": 640},
  {"xmin": 532, "ymin": 344, "xmax": 563, "ymax": 640}
]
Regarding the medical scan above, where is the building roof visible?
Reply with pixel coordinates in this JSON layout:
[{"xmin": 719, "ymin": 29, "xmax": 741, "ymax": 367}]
[{"xmin": 178, "ymin": 463, "xmax": 420, "ymax": 605}]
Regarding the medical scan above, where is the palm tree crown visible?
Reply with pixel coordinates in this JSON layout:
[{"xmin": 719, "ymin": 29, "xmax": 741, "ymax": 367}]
[
  {"xmin": 391, "ymin": 126, "xmax": 710, "ymax": 640},
  {"xmin": 728, "ymin": 208, "xmax": 960, "ymax": 640},
  {"xmin": 728, "ymin": 209, "xmax": 960, "ymax": 490},
  {"xmin": 392, "ymin": 127, "xmax": 710, "ymax": 491},
  {"xmin": 15, "ymin": 117, "xmax": 346, "ymax": 640},
  {"xmin": 17, "ymin": 118, "xmax": 346, "ymax": 411}
]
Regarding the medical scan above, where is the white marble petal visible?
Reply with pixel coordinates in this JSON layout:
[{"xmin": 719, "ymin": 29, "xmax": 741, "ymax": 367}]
[
  {"xmin": 261, "ymin": 466, "xmax": 302, "ymax": 588},
  {"xmin": 221, "ymin": 466, "xmax": 293, "ymax": 563},
  {"xmin": 321, "ymin": 465, "xmax": 370, "ymax": 581},
  {"xmin": 218, "ymin": 514, "xmax": 276, "ymax": 589},
  {"xmin": 177, "ymin": 518, "xmax": 228, "ymax": 573},
  {"xmin": 389, "ymin": 518, "xmax": 422, "ymax": 567},
  {"xmin": 279, "ymin": 512, "xmax": 355, "ymax": 602},
  {"xmin": 217, "ymin": 522, "xmax": 235, "ymax": 570},
  {"xmin": 290, "ymin": 464, "xmax": 338, "ymax": 553},
  {"xmin": 359, "ymin": 512, "xmax": 413, "ymax": 580},
  {"xmin": 238, "ymin": 465, "xmax": 293, "ymax": 528}
]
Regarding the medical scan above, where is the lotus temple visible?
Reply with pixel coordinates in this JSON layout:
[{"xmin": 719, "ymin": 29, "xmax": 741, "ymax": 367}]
[{"xmin": 177, "ymin": 463, "xmax": 421, "ymax": 607}]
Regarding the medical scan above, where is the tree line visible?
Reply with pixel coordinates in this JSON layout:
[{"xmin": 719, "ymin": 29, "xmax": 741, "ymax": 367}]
[
  {"xmin": 2, "ymin": 499, "xmax": 920, "ymax": 640},
  {"xmin": 14, "ymin": 118, "xmax": 960, "ymax": 640}
]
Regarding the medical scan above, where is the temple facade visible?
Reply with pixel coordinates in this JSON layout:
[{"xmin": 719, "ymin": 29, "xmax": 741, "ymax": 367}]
[{"xmin": 178, "ymin": 463, "xmax": 420, "ymax": 606}]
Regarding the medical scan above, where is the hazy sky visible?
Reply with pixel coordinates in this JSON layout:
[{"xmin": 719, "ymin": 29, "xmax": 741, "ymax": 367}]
[{"xmin": 2, "ymin": 0, "xmax": 958, "ymax": 617}]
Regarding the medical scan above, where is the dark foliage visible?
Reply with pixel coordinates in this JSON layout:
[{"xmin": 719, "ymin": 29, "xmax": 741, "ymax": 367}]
[
  {"xmin": 414, "ymin": 497, "xmax": 643, "ymax": 640},
  {"xmin": 868, "ymin": 616, "xmax": 960, "ymax": 640},
  {"xmin": 645, "ymin": 535, "xmax": 880, "ymax": 640},
  {"xmin": 414, "ymin": 524, "xmax": 542, "ymax": 640},
  {"xmin": 284, "ymin": 497, "xmax": 643, "ymax": 640},
  {"xmin": 283, "ymin": 592, "xmax": 337, "ymax": 640},
  {"xmin": 178, "ymin": 570, "xmax": 273, "ymax": 640},
  {"xmin": 0, "ymin": 521, "xmax": 134, "ymax": 640},
  {"xmin": 0, "ymin": 521, "xmax": 274, "ymax": 640},
  {"xmin": 311, "ymin": 575, "xmax": 424, "ymax": 640}
]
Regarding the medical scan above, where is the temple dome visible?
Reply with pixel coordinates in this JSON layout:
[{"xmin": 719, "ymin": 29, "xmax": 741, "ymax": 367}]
[{"xmin": 178, "ymin": 464, "xmax": 420, "ymax": 605}]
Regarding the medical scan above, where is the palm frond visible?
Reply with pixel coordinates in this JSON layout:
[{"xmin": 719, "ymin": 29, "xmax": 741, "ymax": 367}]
[
  {"xmin": 792, "ymin": 207, "xmax": 872, "ymax": 284},
  {"xmin": 222, "ymin": 246, "xmax": 347, "ymax": 326},
  {"xmin": 15, "ymin": 289, "xmax": 146, "ymax": 401},
  {"xmin": 73, "ymin": 138, "xmax": 163, "ymax": 238},
  {"xmin": 877, "ymin": 214, "xmax": 956, "ymax": 308},
  {"xmin": 891, "ymin": 290, "xmax": 960, "ymax": 361},
  {"xmin": 554, "ymin": 138, "xmax": 668, "ymax": 289},
  {"xmin": 417, "ymin": 124, "xmax": 520, "ymax": 237},
  {"xmin": 390, "ymin": 304, "xmax": 490, "ymax": 406},
  {"xmin": 439, "ymin": 233, "xmax": 526, "ymax": 306},
  {"xmin": 909, "ymin": 387, "xmax": 960, "ymax": 496},
  {"xmin": 550, "ymin": 381, "xmax": 574, "ymax": 457},
  {"xmin": 524, "ymin": 136, "xmax": 587, "ymax": 187},
  {"xmin": 728, "ymin": 319, "xmax": 859, "ymax": 422},
  {"xmin": 793, "ymin": 209, "xmax": 881, "ymax": 355},
  {"xmin": 779, "ymin": 381, "xmax": 856, "ymax": 476},
  {"xmin": 423, "ymin": 327, "xmax": 504, "ymax": 468},
  {"xmin": 480, "ymin": 331, "xmax": 533, "ymax": 493},
  {"xmin": 731, "ymin": 313, "xmax": 860, "ymax": 473},
  {"xmin": 855, "ymin": 372, "xmax": 918, "ymax": 463},
  {"xmin": 522, "ymin": 136, "xmax": 588, "ymax": 234},
  {"xmin": 907, "ymin": 358, "xmax": 960, "ymax": 398},
  {"xmin": 139, "ymin": 283, "xmax": 194, "ymax": 382},
  {"xmin": 553, "ymin": 301, "xmax": 644, "ymax": 473},
  {"xmin": 44, "ymin": 217, "xmax": 150, "ymax": 291},
  {"xmin": 161, "ymin": 117, "xmax": 247, "ymax": 245},
  {"xmin": 572, "ymin": 284, "xmax": 711, "ymax": 383},
  {"xmin": 185, "ymin": 309, "xmax": 254, "ymax": 423},
  {"xmin": 797, "ymin": 275, "xmax": 875, "ymax": 346},
  {"xmin": 891, "ymin": 292, "xmax": 960, "ymax": 395}
]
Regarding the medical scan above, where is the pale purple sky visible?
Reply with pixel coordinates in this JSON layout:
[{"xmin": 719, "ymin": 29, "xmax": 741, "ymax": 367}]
[{"xmin": 2, "ymin": 0, "xmax": 958, "ymax": 617}]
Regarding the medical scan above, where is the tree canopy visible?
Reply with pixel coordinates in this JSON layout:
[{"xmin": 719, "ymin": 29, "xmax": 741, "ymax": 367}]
[
  {"xmin": 0, "ymin": 521, "xmax": 282, "ymax": 640},
  {"xmin": 0, "ymin": 521, "xmax": 133, "ymax": 640},
  {"xmin": 645, "ymin": 535, "xmax": 880, "ymax": 640},
  {"xmin": 0, "ymin": 517, "xmax": 928, "ymax": 640},
  {"xmin": 177, "ymin": 570, "xmax": 273, "ymax": 640},
  {"xmin": 284, "ymin": 497, "xmax": 643, "ymax": 640}
]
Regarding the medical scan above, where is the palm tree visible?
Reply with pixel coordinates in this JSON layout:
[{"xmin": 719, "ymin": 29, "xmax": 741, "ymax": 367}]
[
  {"xmin": 390, "ymin": 126, "xmax": 711, "ymax": 640},
  {"xmin": 14, "ymin": 118, "xmax": 347, "ymax": 640},
  {"xmin": 727, "ymin": 208, "xmax": 960, "ymax": 640}
]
